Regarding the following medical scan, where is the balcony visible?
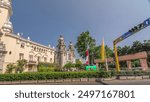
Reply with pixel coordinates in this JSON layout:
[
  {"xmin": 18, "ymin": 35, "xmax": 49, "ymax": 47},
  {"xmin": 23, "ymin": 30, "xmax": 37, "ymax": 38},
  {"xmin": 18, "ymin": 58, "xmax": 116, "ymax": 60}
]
[{"xmin": 28, "ymin": 60, "xmax": 38, "ymax": 65}]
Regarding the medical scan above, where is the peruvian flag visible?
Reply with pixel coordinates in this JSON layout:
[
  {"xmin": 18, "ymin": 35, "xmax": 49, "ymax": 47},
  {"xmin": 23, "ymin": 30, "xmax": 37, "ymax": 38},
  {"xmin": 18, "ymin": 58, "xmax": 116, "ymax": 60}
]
[{"xmin": 85, "ymin": 49, "xmax": 89, "ymax": 65}]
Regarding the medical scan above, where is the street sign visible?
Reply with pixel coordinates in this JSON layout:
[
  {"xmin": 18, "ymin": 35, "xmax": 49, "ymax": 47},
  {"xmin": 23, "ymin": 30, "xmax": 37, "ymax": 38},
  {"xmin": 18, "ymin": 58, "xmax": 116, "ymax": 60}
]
[
  {"xmin": 114, "ymin": 17, "xmax": 150, "ymax": 44},
  {"xmin": 86, "ymin": 66, "xmax": 97, "ymax": 71},
  {"xmin": 113, "ymin": 17, "xmax": 150, "ymax": 72}
]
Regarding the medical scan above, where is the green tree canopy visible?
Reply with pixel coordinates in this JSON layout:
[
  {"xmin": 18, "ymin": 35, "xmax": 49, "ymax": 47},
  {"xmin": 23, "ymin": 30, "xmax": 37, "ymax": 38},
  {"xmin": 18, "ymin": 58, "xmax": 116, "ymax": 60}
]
[
  {"xmin": 15, "ymin": 59, "xmax": 27, "ymax": 73},
  {"xmin": 6, "ymin": 63, "xmax": 16, "ymax": 73},
  {"xmin": 75, "ymin": 31, "xmax": 96, "ymax": 59},
  {"xmin": 93, "ymin": 45, "xmax": 114, "ymax": 59}
]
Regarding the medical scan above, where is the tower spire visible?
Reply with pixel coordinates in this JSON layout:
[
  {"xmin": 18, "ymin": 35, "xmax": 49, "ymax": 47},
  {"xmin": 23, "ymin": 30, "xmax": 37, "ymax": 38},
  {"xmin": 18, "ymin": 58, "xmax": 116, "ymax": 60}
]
[{"xmin": 0, "ymin": 0, "xmax": 12, "ymax": 32}]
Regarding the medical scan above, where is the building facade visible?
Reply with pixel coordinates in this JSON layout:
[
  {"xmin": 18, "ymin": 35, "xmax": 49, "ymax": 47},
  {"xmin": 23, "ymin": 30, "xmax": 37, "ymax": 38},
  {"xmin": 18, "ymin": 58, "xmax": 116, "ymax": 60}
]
[
  {"xmin": 0, "ymin": 0, "xmax": 75, "ymax": 73},
  {"xmin": 55, "ymin": 36, "xmax": 75, "ymax": 68},
  {"xmin": 0, "ymin": 21, "xmax": 56, "ymax": 73}
]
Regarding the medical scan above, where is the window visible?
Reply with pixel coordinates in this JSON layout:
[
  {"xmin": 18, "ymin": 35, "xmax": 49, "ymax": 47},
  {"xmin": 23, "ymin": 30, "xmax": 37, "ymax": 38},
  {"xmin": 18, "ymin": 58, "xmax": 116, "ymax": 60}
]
[
  {"xmin": 29, "ymin": 55, "xmax": 33, "ymax": 61},
  {"xmin": 20, "ymin": 43, "xmax": 25, "ymax": 48},
  {"xmin": 37, "ymin": 56, "xmax": 41, "ymax": 62},
  {"xmin": 50, "ymin": 58, "xmax": 52, "ymax": 63},
  {"xmin": 39, "ymin": 48, "xmax": 41, "ymax": 52},
  {"xmin": 34, "ymin": 47, "xmax": 36, "ymax": 51},
  {"xmin": 19, "ymin": 53, "xmax": 24, "ymax": 60},
  {"xmin": 44, "ymin": 57, "xmax": 47, "ymax": 62},
  {"xmin": 9, "ymin": 51, "xmax": 12, "ymax": 55},
  {"xmin": 37, "ymin": 48, "xmax": 39, "ymax": 51},
  {"xmin": 50, "ymin": 51, "xmax": 53, "ymax": 55}
]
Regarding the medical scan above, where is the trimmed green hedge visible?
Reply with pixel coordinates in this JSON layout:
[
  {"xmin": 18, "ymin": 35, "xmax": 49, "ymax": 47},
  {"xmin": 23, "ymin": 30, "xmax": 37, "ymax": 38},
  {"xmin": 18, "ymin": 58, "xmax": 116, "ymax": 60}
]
[
  {"xmin": 0, "ymin": 71, "xmax": 111, "ymax": 81},
  {"xmin": 117, "ymin": 70, "xmax": 150, "ymax": 76},
  {"xmin": 38, "ymin": 67, "xmax": 55, "ymax": 72}
]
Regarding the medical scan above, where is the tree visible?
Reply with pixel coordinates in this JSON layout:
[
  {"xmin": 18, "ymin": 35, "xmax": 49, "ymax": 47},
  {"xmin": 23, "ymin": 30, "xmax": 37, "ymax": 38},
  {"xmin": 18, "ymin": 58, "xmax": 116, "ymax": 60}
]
[
  {"xmin": 15, "ymin": 59, "xmax": 27, "ymax": 73},
  {"xmin": 143, "ymin": 40, "xmax": 150, "ymax": 66},
  {"xmin": 6, "ymin": 63, "xmax": 16, "ymax": 73},
  {"xmin": 117, "ymin": 45, "xmax": 131, "ymax": 56},
  {"xmin": 93, "ymin": 45, "xmax": 114, "ymax": 59},
  {"xmin": 74, "ymin": 59, "xmax": 83, "ymax": 70},
  {"xmin": 131, "ymin": 41, "xmax": 143, "ymax": 53},
  {"xmin": 63, "ymin": 62, "xmax": 75, "ymax": 71},
  {"xmin": 75, "ymin": 31, "xmax": 96, "ymax": 59}
]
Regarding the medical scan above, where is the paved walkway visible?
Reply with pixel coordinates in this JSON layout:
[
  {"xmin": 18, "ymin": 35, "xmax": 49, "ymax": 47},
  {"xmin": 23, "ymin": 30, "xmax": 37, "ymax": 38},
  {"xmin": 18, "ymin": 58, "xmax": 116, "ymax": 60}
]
[
  {"xmin": 21, "ymin": 82, "xmax": 103, "ymax": 85},
  {"xmin": 102, "ymin": 79, "xmax": 150, "ymax": 85},
  {"xmin": 1, "ymin": 80, "xmax": 150, "ymax": 85}
]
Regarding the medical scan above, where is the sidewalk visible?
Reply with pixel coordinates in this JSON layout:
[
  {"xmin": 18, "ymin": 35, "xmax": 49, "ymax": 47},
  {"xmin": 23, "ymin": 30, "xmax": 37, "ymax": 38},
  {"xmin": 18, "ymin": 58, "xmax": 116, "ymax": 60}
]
[{"xmin": 102, "ymin": 79, "xmax": 150, "ymax": 85}]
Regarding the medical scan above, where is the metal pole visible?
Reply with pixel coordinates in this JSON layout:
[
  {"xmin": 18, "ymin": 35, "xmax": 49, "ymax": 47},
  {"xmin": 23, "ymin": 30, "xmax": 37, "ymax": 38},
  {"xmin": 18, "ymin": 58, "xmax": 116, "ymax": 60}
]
[
  {"xmin": 105, "ymin": 57, "xmax": 108, "ymax": 71},
  {"xmin": 114, "ymin": 43, "xmax": 120, "ymax": 72},
  {"xmin": 105, "ymin": 48, "xmax": 108, "ymax": 71}
]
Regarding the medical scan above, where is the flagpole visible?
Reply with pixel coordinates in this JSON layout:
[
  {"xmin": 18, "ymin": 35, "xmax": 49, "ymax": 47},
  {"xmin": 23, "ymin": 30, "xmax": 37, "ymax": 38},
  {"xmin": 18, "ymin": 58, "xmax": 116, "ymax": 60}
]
[
  {"xmin": 103, "ymin": 38, "xmax": 109, "ymax": 71},
  {"xmin": 105, "ymin": 48, "xmax": 109, "ymax": 71}
]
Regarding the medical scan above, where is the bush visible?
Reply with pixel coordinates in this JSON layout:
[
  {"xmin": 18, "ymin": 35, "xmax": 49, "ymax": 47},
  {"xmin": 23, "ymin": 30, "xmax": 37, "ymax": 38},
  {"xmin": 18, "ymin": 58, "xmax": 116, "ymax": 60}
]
[
  {"xmin": 110, "ymin": 70, "xmax": 117, "ymax": 77},
  {"xmin": 16, "ymin": 59, "xmax": 27, "ymax": 73},
  {"xmin": 38, "ymin": 67, "xmax": 55, "ymax": 72},
  {"xmin": 38, "ymin": 62, "xmax": 58, "ymax": 72},
  {"xmin": 0, "ymin": 71, "xmax": 112, "ymax": 81},
  {"xmin": 117, "ymin": 70, "xmax": 150, "ymax": 76},
  {"xmin": 6, "ymin": 64, "xmax": 16, "ymax": 74},
  {"xmin": 97, "ymin": 71, "xmax": 111, "ymax": 78}
]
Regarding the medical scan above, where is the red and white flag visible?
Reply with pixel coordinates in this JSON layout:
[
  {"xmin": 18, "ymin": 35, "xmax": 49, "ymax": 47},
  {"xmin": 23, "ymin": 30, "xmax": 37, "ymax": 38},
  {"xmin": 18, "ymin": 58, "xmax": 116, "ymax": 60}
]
[{"xmin": 85, "ymin": 49, "xmax": 89, "ymax": 65}]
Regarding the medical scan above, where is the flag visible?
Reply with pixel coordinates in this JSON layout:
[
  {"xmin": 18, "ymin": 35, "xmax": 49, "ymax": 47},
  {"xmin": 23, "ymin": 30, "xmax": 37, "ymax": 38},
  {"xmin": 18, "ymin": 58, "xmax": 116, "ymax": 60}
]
[
  {"xmin": 85, "ymin": 49, "xmax": 89, "ymax": 65},
  {"xmin": 101, "ymin": 38, "xmax": 105, "ymax": 61}
]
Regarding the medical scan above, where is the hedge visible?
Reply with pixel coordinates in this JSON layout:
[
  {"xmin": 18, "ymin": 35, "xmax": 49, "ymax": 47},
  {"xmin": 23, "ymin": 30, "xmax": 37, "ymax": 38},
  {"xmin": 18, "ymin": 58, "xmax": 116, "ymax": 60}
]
[
  {"xmin": 38, "ymin": 67, "xmax": 55, "ymax": 72},
  {"xmin": 117, "ymin": 70, "xmax": 150, "ymax": 76},
  {"xmin": 0, "ymin": 71, "xmax": 112, "ymax": 81}
]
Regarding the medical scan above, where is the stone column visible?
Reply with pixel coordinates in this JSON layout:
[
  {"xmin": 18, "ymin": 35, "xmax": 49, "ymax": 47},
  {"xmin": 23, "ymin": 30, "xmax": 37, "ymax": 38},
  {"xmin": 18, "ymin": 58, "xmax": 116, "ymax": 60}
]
[
  {"xmin": 60, "ymin": 51, "xmax": 64, "ymax": 68},
  {"xmin": 57, "ymin": 35, "xmax": 66, "ymax": 68},
  {"xmin": 140, "ymin": 58, "xmax": 148, "ymax": 71},
  {"xmin": 126, "ymin": 60, "xmax": 132, "ymax": 70}
]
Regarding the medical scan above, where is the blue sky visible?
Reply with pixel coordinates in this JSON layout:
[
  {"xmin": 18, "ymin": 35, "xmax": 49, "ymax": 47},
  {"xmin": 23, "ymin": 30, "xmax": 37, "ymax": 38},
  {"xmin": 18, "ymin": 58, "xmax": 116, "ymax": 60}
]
[{"xmin": 11, "ymin": 0, "xmax": 150, "ymax": 48}]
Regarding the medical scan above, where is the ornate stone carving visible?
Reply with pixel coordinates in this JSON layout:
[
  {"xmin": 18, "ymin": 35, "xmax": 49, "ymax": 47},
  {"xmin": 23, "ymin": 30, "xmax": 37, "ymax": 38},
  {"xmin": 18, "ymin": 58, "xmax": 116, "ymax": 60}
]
[
  {"xmin": 0, "ymin": 0, "xmax": 12, "ymax": 9},
  {"xmin": 1, "ymin": 20, "xmax": 13, "ymax": 33}
]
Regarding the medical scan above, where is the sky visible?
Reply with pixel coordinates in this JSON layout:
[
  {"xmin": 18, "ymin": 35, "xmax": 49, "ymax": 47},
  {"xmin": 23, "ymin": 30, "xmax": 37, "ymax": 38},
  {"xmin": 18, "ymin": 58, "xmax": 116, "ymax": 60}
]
[{"xmin": 11, "ymin": 0, "xmax": 150, "ymax": 49}]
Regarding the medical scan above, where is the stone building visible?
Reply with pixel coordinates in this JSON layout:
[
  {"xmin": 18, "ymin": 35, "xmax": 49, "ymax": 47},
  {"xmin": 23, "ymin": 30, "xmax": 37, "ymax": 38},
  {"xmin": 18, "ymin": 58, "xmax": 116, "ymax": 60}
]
[
  {"xmin": 0, "ymin": 0, "xmax": 55, "ymax": 74},
  {"xmin": 67, "ymin": 42, "xmax": 75, "ymax": 63},
  {"xmin": 0, "ymin": 0, "xmax": 75, "ymax": 73},
  {"xmin": 55, "ymin": 35, "xmax": 75, "ymax": 68},
  {"xmin": 0, "ymin": 20, "xmax": 56, "ymax": 73}
]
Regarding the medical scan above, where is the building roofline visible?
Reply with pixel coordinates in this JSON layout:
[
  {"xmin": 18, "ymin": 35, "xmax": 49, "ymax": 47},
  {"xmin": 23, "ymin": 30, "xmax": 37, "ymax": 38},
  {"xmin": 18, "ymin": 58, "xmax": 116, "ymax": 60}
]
[{"xmin": 5, "ymin": 33, "xmax": 56, "ymax": 51}]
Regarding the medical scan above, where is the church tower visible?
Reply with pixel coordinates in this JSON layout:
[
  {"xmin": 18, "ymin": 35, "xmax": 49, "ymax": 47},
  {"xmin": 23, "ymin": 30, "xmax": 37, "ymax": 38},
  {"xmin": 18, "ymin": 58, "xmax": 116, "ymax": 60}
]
[
  {"xmin": 0, "ymin": 0, "xmax": 12, "ymax": 32},
  {"xmin": 67, "ymin": 42, "xmax": 75, "ymax": 63},
  {"xmin": 0, "ymin": 0, "xmax": 12, "ymax": 72},
  {"xmin": 56, "ymin": 35, "xmax": 67, "ymax": 68}
]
